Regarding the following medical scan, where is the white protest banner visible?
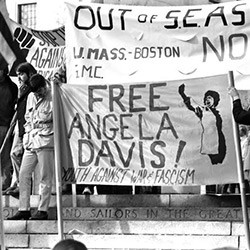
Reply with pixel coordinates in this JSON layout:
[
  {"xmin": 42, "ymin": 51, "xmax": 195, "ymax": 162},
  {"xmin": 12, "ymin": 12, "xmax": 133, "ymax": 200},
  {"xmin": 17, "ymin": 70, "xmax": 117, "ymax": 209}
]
[
  {"xmin": 64, "ymin": 1, "xmax": 250, "ymax": 84},
  {"xmin": 24, "ymin": 26, "xmax": 65, "ymax": 79},
  {"xmin": 59, "ymin": 74, "xmax": 237, "ymax": 186}
]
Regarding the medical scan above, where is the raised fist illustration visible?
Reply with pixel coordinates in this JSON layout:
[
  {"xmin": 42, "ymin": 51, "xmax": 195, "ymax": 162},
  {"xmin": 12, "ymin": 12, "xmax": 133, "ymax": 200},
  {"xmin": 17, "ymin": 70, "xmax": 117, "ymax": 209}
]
[
  {"xmin": 10, "ymin": 27, "xmax": 35, "ymax": 75},
  {"xmin": 178, "ymin": 83, "xmax": 185, "ymax": 95},
  {"xmin": 14, "ymin": 27, "xmax": 35, "ymax": 58}
]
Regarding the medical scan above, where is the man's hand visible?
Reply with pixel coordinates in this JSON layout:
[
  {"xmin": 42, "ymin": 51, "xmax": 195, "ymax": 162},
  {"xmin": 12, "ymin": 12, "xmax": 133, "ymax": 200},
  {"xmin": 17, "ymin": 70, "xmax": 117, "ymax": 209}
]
[{"xmin": 228, "ymin": 86, "xmax": 240, "ymax": 101}]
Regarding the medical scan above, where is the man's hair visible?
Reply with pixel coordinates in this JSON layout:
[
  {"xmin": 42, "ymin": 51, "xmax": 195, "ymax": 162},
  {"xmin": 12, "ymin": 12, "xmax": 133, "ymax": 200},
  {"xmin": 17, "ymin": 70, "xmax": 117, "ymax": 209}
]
[
  {"xmin": 30, "ymin": 74, "xmax": 46, "ymax": 92},
  {"xmin": 16, "ymin": 62, "xmax": 37, "ymax": 77},
  {"xmin": 52, "ymin": 239, "xmax": 88, "ymax": 250}
]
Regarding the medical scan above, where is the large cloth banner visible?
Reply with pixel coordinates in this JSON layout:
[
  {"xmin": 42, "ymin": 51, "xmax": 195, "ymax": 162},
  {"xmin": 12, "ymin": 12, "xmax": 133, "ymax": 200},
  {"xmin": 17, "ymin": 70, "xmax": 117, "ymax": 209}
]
[
  {"xmin": 65, "ymin": 1, "xmax": 250, "ymax": 84},
  {"xmin": 59, "ymin": 74, "xmax": 238, "ymax": 186},
  {"xmin": 62, "ymin": 1, "xmax": 243, "ymax": 185}
]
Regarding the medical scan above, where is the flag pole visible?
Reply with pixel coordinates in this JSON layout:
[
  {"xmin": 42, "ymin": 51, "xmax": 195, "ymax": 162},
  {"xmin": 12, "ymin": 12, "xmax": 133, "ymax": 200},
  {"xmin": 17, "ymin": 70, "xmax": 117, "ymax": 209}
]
[
  {"xmin": 0, "ymin": 111, "xmax": 17, "ymax": 250},
  {"xmin": 228, "ymin": 70, "xmax": 250, "ymax": 250},
  {"xmin": 0, "ymin": 168, "xmax": 5, "ymax": 250},
  {"xmin": 52, "ymin": 81, "xmax": 64, "ymax": 241}
]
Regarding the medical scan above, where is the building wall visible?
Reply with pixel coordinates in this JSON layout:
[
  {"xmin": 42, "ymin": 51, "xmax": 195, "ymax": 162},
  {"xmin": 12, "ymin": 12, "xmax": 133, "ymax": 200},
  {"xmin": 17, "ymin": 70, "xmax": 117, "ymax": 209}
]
[{"xmin": 6, "ymin": 0, "xmax": 64, "ymax": 29}]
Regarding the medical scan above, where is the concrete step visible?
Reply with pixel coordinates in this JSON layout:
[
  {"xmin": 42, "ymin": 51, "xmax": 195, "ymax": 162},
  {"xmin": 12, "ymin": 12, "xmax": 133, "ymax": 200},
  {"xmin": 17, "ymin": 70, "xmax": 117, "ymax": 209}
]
[
  {"xmin": 2, "ymin": 219, "xmax": 247, "ymax": 249},
  {"xmin": 2, "ymin": 233, "xmax": 242, "ymax": 250},
  {"xmin": 2, "ymin": 206, "xmax": 248, "ymax": 221},
  {"xmin": 2, "ymin": 220, "xmax": 239, "ymax": 235},
  {"xmin": 2, "ymin": 195, "xmax": 248, "ymax": 250},
  {"xmin": 1, "ymin": 194, "xmax": 245, "ymax": 208},
  {"xmin": 2, "ymin": 194, "xmax": 247, "ymax": 221}
]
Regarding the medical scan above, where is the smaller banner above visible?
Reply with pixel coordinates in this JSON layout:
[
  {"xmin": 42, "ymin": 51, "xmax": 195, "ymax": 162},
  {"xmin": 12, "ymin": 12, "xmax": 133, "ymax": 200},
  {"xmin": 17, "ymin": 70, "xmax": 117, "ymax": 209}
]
[{"xmin": 64, "ymin": 1, "xmax": 250, "ymax": 84}]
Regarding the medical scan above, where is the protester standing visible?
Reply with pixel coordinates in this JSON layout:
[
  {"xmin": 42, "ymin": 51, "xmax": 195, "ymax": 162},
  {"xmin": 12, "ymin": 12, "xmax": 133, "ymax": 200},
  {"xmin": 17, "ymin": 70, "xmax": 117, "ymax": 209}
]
[
  {"xmin": 8, "ymin": 73, "xmax": 54, "ymax": 220},
  {"xmin": 221, "ymin": 125, "xmax": 250, "ymax": 193},
  {"xmin": 240, "ymin": 125, "xmax": 250, "ymax": 193},
  {"xmin": 3, "ymin": 62, "xmax": 37, "ymax": 197},
  {"xmin": 0, "ymin": 66, "xmax": 18, "ymax": 191},
  {"xmin": 227, "ymin": 86, "xmax": 250, "ymax": 193}
]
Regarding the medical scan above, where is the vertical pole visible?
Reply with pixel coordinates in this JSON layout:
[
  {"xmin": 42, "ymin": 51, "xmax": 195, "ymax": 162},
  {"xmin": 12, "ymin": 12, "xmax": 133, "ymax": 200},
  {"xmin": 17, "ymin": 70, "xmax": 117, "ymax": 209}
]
[
  {"xmin": 228, "ymin": 71, "xmax": 250, "ymax": 250},
  {"xmin": 52, "ymin": 82, "xmax": 64, "ymax": 241},
  {"xmin": 72, "ymin": 184, "xmax": 77, "ymax": 207},
  {"xmin": 0, "ymin": 112, "xmax": 17, "ymax": 250},
  {"xmin": 0, "ymin": 172, "xmax": 5, "ymax": 250}
]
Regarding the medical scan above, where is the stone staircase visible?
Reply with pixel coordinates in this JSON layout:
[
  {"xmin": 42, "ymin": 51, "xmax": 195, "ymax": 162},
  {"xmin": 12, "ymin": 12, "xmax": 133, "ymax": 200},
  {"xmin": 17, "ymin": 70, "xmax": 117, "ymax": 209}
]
[{"xmin": 2, "ymin": 194, "xmax": 250, "ymax": 250}]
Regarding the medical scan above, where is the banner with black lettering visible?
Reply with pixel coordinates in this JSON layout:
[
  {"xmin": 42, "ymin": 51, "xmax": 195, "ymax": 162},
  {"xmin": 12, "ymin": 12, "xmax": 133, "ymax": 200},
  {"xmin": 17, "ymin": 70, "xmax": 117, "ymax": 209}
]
[
  {"xmin": 59, "ymin": 74, "xmax": 238, "ymax": 186},
  {"xmin": 4, "ymin": 17, "xmax": 65, "ymax": 79},
  {"xmin": 64, "ymin": 1, "xmax": 250, "ymax": 84}
]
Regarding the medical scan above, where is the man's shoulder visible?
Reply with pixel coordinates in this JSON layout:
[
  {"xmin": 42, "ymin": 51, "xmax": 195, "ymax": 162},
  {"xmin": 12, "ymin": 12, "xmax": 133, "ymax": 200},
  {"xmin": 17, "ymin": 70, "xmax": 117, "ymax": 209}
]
[
  {"xmin": 27, "ymin": 92, "xmax": 36, "ymax": 102},
  {"xmin": 1, "ymin": 77, "xmax": 18, "ymax": 95}
]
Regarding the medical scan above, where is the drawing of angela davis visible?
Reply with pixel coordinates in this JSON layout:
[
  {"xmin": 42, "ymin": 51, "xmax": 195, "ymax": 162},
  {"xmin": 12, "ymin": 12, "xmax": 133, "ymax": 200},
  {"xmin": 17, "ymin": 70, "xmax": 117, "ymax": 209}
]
[{"xmin": 178, "ymin": 83, "xmax": 226, "ymax": 165}]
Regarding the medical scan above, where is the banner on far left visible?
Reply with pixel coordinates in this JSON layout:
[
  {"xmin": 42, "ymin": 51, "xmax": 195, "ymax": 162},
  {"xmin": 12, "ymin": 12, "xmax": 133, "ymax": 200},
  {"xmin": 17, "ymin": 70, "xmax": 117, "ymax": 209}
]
[{"xmin": 0, "ymin": 4, "xmax": 65, "ymax": 79}]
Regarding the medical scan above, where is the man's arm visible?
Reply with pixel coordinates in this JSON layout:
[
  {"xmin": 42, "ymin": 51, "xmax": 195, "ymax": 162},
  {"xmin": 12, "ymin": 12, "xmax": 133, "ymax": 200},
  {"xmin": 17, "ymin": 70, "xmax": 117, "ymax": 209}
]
[
  {"xmin": 233, "ymin": 99, "xmax": 250, "ymax": 125},
  {"xmin": 228, "ymin": 86, "xmax": 250, "ymax": 125}
]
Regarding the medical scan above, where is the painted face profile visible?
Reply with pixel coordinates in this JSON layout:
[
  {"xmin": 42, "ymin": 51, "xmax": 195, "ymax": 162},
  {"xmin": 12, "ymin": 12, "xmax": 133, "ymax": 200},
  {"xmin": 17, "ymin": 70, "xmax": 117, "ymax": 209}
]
[
  {"xmin": 204, "ymin": 90, "xmax": 220, "ymax": 109},
  {"xmin": 205, "ymin": 95, "xmax": 215, "ymax": 108}
]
